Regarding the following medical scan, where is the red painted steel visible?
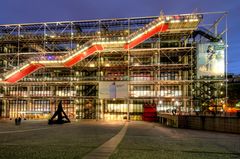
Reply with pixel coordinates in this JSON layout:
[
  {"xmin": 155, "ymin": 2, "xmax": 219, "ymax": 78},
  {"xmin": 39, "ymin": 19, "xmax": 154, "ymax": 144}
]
[
  {"xmin": 142, "ymin": 104, "xmax": 158, "ymax": 122},
  {"xmin": 124, "ymin": 24, "xmax": 168, "ymax": 49},
  {"xmin": 3, "ymin": 20, "xmax": 168, "ymax": 83},
  {"xmin": 64, "ymin": 45, "xmax": 103, "ymax": 67},
  {"xmin": 5, "ymin": 64, "xmax": 44, "ymax": 83}
]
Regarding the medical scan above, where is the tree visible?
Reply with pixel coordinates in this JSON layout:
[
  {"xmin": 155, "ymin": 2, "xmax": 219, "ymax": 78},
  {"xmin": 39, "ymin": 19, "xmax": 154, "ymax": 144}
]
[{"xmin": 227, "ymin": 83, "xmax": 240, "ymax": 106}]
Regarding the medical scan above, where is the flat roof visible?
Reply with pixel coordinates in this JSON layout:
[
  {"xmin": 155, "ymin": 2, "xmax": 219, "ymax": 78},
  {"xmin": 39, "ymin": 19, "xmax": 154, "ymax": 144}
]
[{"xmin": 0, "ymin": 11, "xmax": 226, "ymax": 27}]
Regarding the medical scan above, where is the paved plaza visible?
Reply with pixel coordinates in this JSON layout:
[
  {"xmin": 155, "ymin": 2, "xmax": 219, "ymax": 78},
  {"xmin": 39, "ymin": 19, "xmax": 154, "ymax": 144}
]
[{"xmin": 0, "ymin": 120, "xmax": 239, "ymax": 159}]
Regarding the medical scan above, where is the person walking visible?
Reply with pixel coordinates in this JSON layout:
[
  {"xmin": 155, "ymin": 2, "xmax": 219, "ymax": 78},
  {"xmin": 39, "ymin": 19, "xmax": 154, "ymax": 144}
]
[
  {"xmin": 15, "ymin": 118, "xmax": 18, "ymax": 125},
  {"xmin": 18, "ymin": 117, "xmax": 21, "ymax": 125}
]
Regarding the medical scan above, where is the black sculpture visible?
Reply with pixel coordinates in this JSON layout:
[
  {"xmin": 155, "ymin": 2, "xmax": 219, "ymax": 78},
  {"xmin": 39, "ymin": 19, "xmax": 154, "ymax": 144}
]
[{"xmin": 48, "ymin": 101, "xmax": 71, "ymax": 124}]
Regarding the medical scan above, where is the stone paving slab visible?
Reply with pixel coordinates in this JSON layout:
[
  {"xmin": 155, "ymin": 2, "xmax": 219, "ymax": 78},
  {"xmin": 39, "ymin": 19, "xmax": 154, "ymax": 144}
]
[
  {"xmin": 110, "ymin": 121, "xmax": 240, "ymax": 159},
  {"xmin": 0, "ymin": 120, "xmax": 124, "ymax": 159},
  {"xmin": 83, "ymin": 122, "xmax": 128, "ymax": 159}
]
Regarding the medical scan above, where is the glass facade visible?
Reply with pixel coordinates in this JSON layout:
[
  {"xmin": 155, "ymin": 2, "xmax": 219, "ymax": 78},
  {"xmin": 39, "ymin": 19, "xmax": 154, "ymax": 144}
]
[{"xmin": 0, "ymin": 13, "xmax": 227, "ymax": 120}]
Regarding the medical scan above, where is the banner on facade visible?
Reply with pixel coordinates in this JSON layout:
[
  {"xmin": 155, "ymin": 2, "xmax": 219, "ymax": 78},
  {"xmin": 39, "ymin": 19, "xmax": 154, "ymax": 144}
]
[
  {"xmin": 197, "ymin": 43, "xmax": 225, "ymax": 78},
  {"xmin": 99, "ymin": 82, "xmax": 128, "ymax": 99}
]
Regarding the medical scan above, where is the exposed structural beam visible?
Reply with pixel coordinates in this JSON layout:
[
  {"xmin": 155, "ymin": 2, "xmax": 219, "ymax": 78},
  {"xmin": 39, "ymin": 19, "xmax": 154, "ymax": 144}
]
[
  {"xmin": 4, "ymin": 63, "xmax": 44, "ymax": 83},
  {"xmin": 124, "ymin": 23, "xmax": 168, "ymax": 49},
  {"xmin": 28, "ymin": 44, "xmax": 47, "ymax": 53},
  {"xmin": 0, "ymin": 14, "xmax": 202, "ymax": 84},
  {"xmin": 0, "ymin": 47, "xmax": 195, "ymax": 56},
  {"xmin": 63, "ymin": 45, "xmax": 104, "ymax": 67},
  {"xmin": 0, "ymin": 11, "xmax": 223, "ymax": 28},
  {"xmin": 73, "ymin": 24, "xmax": 82, "ymax": 33},
  {"xmin": 192, "ymin": 13, "xmax": 226, "ymax": 43},
  {"xmin": 208, "ymin": 13, "xmax": 227, "ymax": 36},
  {"xmin": 218, "ymin": 29, "xmax": 227, "ymax": 38}
]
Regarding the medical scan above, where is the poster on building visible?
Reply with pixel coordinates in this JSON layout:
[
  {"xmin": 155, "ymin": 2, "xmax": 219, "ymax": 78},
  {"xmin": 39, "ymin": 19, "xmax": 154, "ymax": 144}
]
[
  {"xmin": 99, "ymin": 82, "xmax": 128, "ymax": 99},
  {"xmin": 197, "ymin": 43, "xmax": 225, "ymax": 78}
]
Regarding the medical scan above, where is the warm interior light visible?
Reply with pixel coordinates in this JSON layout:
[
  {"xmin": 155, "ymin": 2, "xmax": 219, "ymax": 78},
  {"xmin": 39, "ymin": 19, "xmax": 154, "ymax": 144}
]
[
  {"xmin": 134, "ymin": 63, "xmax": 139, "ymax": 66},
  {"xmin": 89, "ymin": 63, "xmax": 95, "ymax": 67},
  {"xmin": 175, "ymin": 101, "xmax": 179, "ymax": 105}
]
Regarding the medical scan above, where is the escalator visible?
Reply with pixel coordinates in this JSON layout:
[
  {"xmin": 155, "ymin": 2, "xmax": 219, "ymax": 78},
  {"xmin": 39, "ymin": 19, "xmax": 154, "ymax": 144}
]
[{"xmin": 0, "ymin": 15, "xmax": 201, "ymax": 83}]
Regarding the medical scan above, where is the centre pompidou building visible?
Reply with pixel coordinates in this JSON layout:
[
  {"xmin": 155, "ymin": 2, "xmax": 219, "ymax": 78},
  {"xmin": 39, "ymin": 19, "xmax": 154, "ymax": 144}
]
[{"xmin": 0, "ymin": 12, "xmax": 227, "ymax": 120}]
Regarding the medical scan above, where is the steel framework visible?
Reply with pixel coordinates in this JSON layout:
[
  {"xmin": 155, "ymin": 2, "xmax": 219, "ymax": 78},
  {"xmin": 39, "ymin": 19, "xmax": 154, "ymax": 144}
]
[{"xmin": 0, "ymin": 12, "xmax": 227, "ymax": 120}]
